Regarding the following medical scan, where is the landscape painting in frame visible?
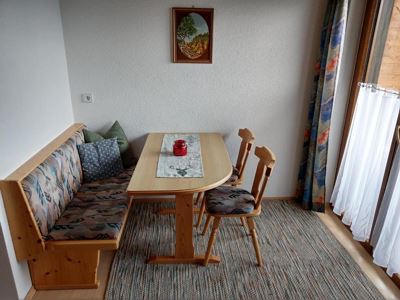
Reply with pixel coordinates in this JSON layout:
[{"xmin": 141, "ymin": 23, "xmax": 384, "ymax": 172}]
[{"xmin": 172, "ymin": 8, "xmax": 213, "ymax": 63}]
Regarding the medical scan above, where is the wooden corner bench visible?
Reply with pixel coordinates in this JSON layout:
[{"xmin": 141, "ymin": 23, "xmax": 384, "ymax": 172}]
[{"xmin": 0, "ymin": 123, "xmax": 133, "ymax": 290}]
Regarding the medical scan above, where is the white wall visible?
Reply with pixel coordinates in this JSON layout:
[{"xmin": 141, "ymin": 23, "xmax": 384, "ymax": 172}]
[
  {"xmin": 60, "ymin": 0, "xmax": 328, "ymax": 196},
  {"xmin": 326, "ymin": 0, "xmax": 367, "ymax": 201},
  {"xmin": 0, "ymin": 0, "xmax": 74, "ymax": 299}
]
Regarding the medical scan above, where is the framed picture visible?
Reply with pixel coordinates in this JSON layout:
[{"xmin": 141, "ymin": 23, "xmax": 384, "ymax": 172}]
[{"xmin": 172, "ymin": 7, "xmax": 214, "ymax": 64}]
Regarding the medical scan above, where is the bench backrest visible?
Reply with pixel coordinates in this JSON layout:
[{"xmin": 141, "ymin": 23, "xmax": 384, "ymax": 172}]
[
  {"xmin": 21, "ymin": 131, "xmax": 84, "ymax": 236},
  {"xmin": 0, "ymin": 124, "xmax": 85, "ymax": 261}
]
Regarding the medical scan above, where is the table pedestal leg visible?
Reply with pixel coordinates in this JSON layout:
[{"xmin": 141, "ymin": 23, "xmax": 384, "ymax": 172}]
[{"xmin": 147, "ymin": 193, "xmax": 220, "ymax": 265}]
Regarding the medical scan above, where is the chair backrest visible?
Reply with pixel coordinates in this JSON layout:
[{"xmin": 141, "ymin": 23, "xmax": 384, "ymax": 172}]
[
  {"xmin": 235, "ymin": 128, "xmax": 255, "ymax": 180},
  {"xmin": 250, "ymin": 146, "xmax": 276, "ymax": 210}
]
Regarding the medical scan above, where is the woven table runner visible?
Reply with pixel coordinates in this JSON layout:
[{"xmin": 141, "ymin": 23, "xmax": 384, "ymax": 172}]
[{"xmin": 156, "ymin": 134, "xmax": 204, "ymax": 178}]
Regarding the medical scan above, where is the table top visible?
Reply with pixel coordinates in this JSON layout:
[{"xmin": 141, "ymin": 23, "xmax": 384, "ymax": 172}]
[{"xmin": 127, "ymin": 132, "xmax": 232, "ymax": 195}]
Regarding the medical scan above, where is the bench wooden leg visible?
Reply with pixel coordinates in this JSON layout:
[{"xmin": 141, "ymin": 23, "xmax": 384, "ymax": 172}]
[{"xmin": 28, "ymin": 248, "xmax": 100, "ymax": 290}]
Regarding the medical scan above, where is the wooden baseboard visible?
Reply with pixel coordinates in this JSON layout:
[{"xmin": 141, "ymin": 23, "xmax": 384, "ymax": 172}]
[
  {"xmin": 24, "ymin": 286, "xmax": 36, "ymax": 300},
  {"xmin": 33, "ymin": 282, "xmax": 99, "ymax": 290},
  {"xmin": 263, "ymin": 196, "xmax": 295, "ymax": 201},
  {"xmin": 394, "ymin": 274, "xmax": 400, "ymax": 289}
]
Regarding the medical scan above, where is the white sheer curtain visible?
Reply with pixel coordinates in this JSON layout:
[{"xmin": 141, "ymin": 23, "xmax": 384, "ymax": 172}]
[
  {"xmin": 330, "ymin": 85, "xmax": 400, "ymax": 241},
  {"xmin": 373, "ymin": 146, "xmax": 400, "ymax": 276}
]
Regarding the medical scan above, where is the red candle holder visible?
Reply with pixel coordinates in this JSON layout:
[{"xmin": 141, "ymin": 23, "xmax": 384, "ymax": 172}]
[{"xmin": 173, "ymin": 139, "xmax": 187, "ymax": 156}]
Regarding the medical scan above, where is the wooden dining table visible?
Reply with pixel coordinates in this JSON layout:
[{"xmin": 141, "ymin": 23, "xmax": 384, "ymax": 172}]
[{"xmin": 127, "ymin": 132, "xmax": 232, "ymax": 264}]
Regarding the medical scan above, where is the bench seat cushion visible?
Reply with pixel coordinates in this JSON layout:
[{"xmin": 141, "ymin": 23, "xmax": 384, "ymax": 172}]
[
  {"xmin": 76, "ymin": 166, "xmax": 134, "ymax": 201},
  {"xmin": 46, "ymin": 199, "xmax": 128, "ymax": 240},
  {"xmin": 45, "ymin": 166, "xmax": 134, "ymax": 241}
]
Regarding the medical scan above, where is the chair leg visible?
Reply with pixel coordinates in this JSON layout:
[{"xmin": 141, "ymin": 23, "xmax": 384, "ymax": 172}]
[
  {"xmin": 240, "ymin": 216, "xmax": 248, "ymax": 234},
  {"xmin": 195, "ymin": 195, "xmax": 206, "ymax": 228},
  {"xmin": 194, "ymin": 192, "xmax": 204, "ymax": 206},
  {"xmin": 202, "ymin": 215, "xmax": 212, "ymax": 236},
  {"xmin": 203, "ymin": 217, "xmax": 221, "ymax": 266},
  {"xmin": 246, "ymin": 217, "xmax": 263, "ymax": 266}
]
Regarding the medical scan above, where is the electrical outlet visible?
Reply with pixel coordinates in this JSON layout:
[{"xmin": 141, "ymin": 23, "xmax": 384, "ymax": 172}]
[{"xmin": 81, "ymin": 93, "xmax": 94, "ymax": 103}]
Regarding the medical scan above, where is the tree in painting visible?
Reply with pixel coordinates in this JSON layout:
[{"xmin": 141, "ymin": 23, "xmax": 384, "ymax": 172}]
[
  {"xmin": 177, "ymin": 15, "xmax": 197, "ymax": 42},
  {"xmin": 176, "ymin": 13, "xmax": 209, "ymax": 59}
]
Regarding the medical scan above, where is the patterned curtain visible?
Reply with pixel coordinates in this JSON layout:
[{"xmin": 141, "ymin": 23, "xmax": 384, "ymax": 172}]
[{"xmin": 296, "ymin": 0, "xmax": 349, "ymax": 212}]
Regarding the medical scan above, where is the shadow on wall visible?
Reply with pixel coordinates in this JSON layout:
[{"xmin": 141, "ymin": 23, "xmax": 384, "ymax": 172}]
[{"xmin": 129, "ymin": 134, "xmax": 148, "ymax": 160}]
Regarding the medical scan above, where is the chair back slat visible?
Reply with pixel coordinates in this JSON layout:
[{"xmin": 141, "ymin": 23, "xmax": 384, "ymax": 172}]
[
  {"xmin": 235, "ymin": 128, "xmax": 255, "ymax": 180},
  {"xmin": 251, "ymin": 163, "xmax": 267, "ymax": 201},
  {"xmin": 250, "ymin": 146, "xmax": 276, "ymax": 209}
]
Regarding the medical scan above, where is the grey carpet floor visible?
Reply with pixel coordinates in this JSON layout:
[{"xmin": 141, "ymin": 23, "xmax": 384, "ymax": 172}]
[{"xmin": 106, "ymin": 200, "xmax": 383, "ymax": 300}]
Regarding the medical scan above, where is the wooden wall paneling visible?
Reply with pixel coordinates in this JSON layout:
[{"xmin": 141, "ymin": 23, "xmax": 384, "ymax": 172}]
[
  {"xmin": 378, "ymin": 0, "xmax": 400, "ymax": 89},
  {"xmin": 366, "ymin": 0, "xmax": 395, "ymax": 82}
]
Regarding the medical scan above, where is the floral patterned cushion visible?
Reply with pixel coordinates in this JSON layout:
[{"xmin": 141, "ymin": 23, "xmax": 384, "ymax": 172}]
[
  {"xmin": 225, "ymin": 166, "xmax": 240, "ymax": 185},
  {"xmin": 76, "ymin": 166, "xmax": 134, "ymax": 200},
  {"xmin": 205, "ymin": 186, "xmax": 255, "ymax": 215},
  {"xmin": 21, "ymin": 126, "xmax": 135, "ymax": 240},
  {"xmin": 45, "ymin": 166, "xmax": 134, "ymax": 241},
  {"xmin": 46, "ymin": 199, "xmax": 129, "ymax": 241},
  {"xmin": 21, "ymin": 131, "xmax": 84, "ymax": 236}
]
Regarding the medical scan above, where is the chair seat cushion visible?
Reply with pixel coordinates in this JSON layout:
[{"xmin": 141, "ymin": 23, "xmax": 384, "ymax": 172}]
[
  {"xmin": 46, "ymin": 199, "xmax": 129, "ymax": 241},
  {"xmin": 205, "ymin": 186, "xmax": 256, "ymax": 215},
  {"xmin": 224, "ymin": 166, "xmax": 240, "ymax": 185}
]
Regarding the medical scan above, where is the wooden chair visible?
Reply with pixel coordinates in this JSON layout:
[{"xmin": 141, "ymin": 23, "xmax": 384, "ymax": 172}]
[
  {"xmin": 202, "ymin": 146, "xmax": 276, "ymax": 266},
  {"xmin": 195, "ymin": 128, "xmax": 255, "ymax": 228}
]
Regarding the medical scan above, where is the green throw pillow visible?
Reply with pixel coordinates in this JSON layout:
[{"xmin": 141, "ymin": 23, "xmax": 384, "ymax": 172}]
[
  {"xmin": 83, "ymin": 121, "xmax": 135, "ymax": 168},
  {"xmin": 103, "ymin": 121, "xmax": 129, "ymax": 153},
  {"xmin": 83, "ymin": 129, "xmax": 104, "ymax": 143}
]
